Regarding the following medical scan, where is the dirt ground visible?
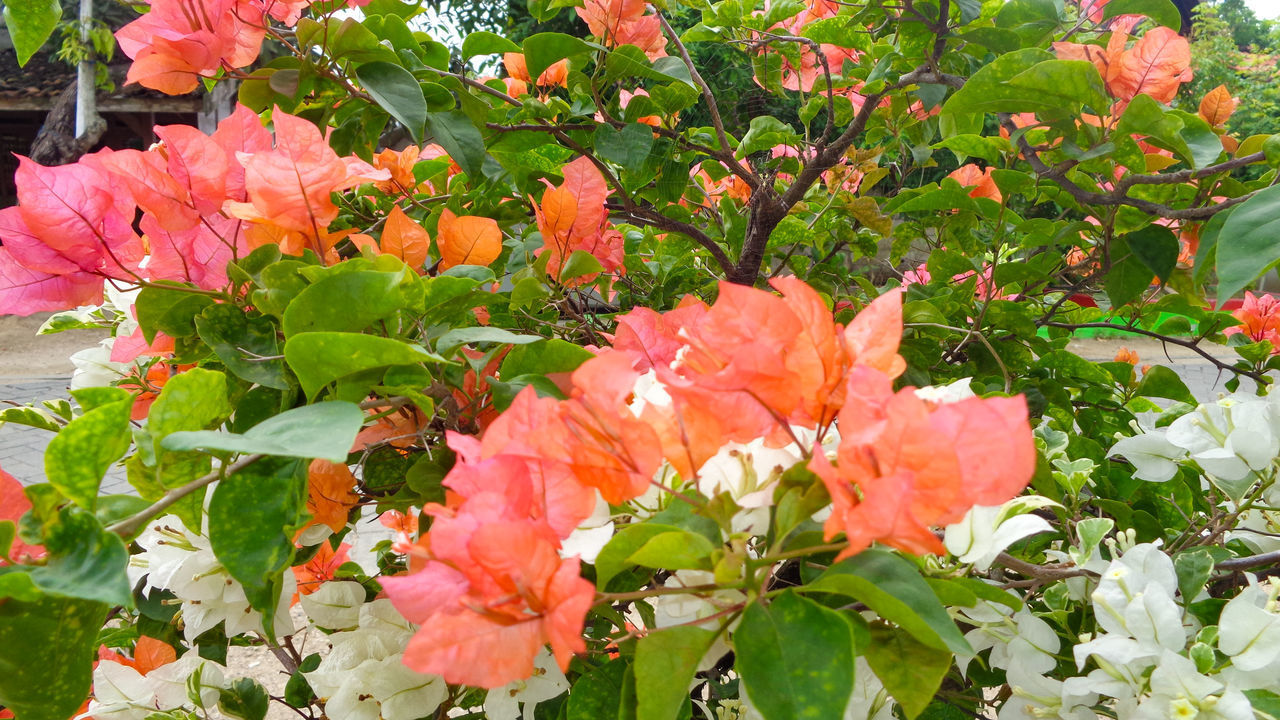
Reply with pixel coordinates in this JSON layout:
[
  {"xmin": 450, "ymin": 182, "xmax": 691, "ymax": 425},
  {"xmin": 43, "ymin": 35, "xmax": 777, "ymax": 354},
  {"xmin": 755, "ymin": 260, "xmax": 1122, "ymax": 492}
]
[{"xmin": 0, "ymin": 313, "xmax": 108, "ymax": 378}]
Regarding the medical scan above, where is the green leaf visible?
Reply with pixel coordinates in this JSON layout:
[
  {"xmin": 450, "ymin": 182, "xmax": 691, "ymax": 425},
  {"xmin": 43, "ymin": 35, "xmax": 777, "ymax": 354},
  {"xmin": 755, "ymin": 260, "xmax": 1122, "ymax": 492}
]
[
  {"xmin": 0, "ymin": 507, "xmax": 131, "ymax": 607},
  {"xmin": 523, "ymin": 32, "xmax": 592, "ymax": 82},
  {"xmin": 735, "ymin": 591, "xmax": 856, "ymax": 720},
  {"xmin": 1173, "ymin": 548, "xmax": 1214, "ymax": 604},
  {"xmin": 284, "ymin": 332, "xmax": 440, "ymax": 399},
  {"xmin": 1124, "ymin": 224, "xmax": 1180, "ymax": 282},
  {"xmin": 1215, "ymin": 184, "xmax": 1280, "ymax": 300},
  {"xmin": 462, "ymin": 30, "xmax": 521, "ymax": 58},
  {"xmin": 426, "ymin": 110, "xmax": 487, "ymax": 179},
  {"xmin": 596, "ymin": 123, "xmax": 656, "ymax": 175},
  {"xmin": 943, "ymin": 51, "xmax": 1108, "ymax": 116},
  {"xmin": 434, "ymin": 327, "xmax": 543, "ymax": 355},
  {"xmin": 1115, "ymin": 95, "xmax": 1222, "ymax": 169},
  {"xmin": 208, "ymin": 457, "xmax": 307, "ymax": 638},
  {"xmin": 604, "ymin": 45, "xmax": 694, "ymax": 86},
  {"xmin": 804, "ymin": 549, "xmax": 971, "ymax": 655},
  {"xmin": 197, "ymin": 306, "xmax": 290, "ymax": 390},
  {"xmin": 219, "ymin": 677, "xmax": 271, "ymax": 720},
  {"xmin": 635, "ymin": 627, "xmax": 717, "ymax": 720},
  {"xmin": 282, "ymin": 270, "xmax": 412, "ymax": 336},
  {"xmin": 162, "ymin": 401, "xmax": 365, "ymax": 463},
  {"xmin": 1135, "ymin": 365, "xmax": 1195, "ymax": 404},
  {"xmin": 355, "ymin": 61, "xmax": 428, "ymax": 143},
  {"xmin": 1102, "ymin": 0, "xmax": 1181, "ymax": 30},
  {"xmin": 559, "ymin": 249, "xmax": 607, "ymax": 283},
  {"xmin": 627, "ymin": 530, "xmax": 717, "ymax": 571},
  {"xmin": 3, "ymin": 0, "xmax": 61, "ymax": 66},
  {"xmin": 136, "ymin": 285, "xmax": 215, "ymax": 343},
  {"xmin": 568, "ymin": 659, "xmax": 629, "ymax": 720},
  {"xmin": 499, "ymin": 339, "xmax": 593, "ymax": 379},
  {"xmin": 864, "ymin": 623, "xmax": 952, "ymax": 720},
  {"xmin": 1104, "ymin": 234, "xmax": 1156, "ymax": 307},
  {"xmin": 595, "ymin": 523, "xmax": 685, "ymax": 589},
  {"xmin": 44, "ymin": 387, "xmax": 132, "ymax": 511},
  {"xmin": 738, "ymin": 116, "xmax": 799, "ymax": 158},
  {"xmin": 0, "ymin": 594, "xmax": 107, "ymax": 720}
]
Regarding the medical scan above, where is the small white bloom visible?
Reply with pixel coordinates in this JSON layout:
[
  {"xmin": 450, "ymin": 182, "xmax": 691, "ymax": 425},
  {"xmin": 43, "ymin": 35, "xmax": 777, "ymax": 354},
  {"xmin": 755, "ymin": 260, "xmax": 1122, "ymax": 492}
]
[
  {"xmin": 301, "ymin": 580, "xmax": 367, "ymax": 631},
  {"xmin": 560, "ymin": 493, "xmax": 615, "ymax": 564},
  {"xmin": 483, "ymin": 649, "xmax": 569, "ymax": 720},
  {"xmin": 914, "ymin": 377, "xmax": 975, "ymax": 404},
  {"xmin": 1108, "ymin": 433, "xmax": 1185, "ymax": 483},
  {"xmin": 1218, "ymin": 581, "xmax": 1280, "ymax": 672},
  {"xmin": 944, "ymin": 501, "xmax": 1054, "ymax": 571}
]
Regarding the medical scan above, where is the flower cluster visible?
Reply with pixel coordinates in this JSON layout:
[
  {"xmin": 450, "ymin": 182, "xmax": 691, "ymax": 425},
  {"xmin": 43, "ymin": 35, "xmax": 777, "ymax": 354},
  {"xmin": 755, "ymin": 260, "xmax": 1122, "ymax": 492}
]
[{"xmin": 380, "ymin": 277, "xmax": 1036, "ymax": 687}]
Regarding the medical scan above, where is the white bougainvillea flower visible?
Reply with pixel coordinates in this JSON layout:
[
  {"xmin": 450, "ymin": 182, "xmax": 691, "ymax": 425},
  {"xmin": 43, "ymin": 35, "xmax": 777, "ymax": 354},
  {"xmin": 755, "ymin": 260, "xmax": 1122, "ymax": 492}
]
[
  {"xmin": 300, "ymin": 579, "xmax": 367, "ymax": 631},
  {"xmin": 696, "ymin": 438, "xmax": 803, "ymax": 509},
  {"xmin": 70, "ymin": 338, "xmax": 129, "ymax": 390},
  {"xmin": 1134, "ymin": 651, "xmax": 1253, "ymax": 720},
  {"xmin": 483, "ymin": 649, "xmax": 570, "ymax": 720},
  {"xmin": 1218, "ymin": 580, "xmax": 1280, "ymax": 672},
  {"xmin": 914, "ymin": 377, "xmax": 975, "ymax": 404},
  {"xmin": 129, "ymin": 515, "xmax": 294, "ymax": 642},
  {"xmin": 944, "ymin": 496, "xmax": 1056, "ymax": 571},
  {"xmin": 560, "ymin": 492, "xmax": 615, "ymax": 564},
  {"xmin": 843, "ymin": 657, "xmax": 895, "ymax": 720},
  {"xmin": 1000, "ymin": 665, "xmax": 1098, "ymax": 720},
  {"xmin": 966, "ymin": 608, "xmax": 1060, "ymax": 675},
  {"xmin": 84, "ymin": 653, "xmax": 227, "ymax": 720},
  {"xmin": 306, "ymin": 598, "xmax": 447, "ymax": 720},
  {"xmin": 1108, "ymin": 433, "xmax": 1185, "ymax": 483}
]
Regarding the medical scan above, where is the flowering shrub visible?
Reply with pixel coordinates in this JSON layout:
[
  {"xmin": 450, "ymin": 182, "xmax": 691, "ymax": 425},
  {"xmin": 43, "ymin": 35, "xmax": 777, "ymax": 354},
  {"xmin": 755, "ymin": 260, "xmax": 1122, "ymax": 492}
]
[{"xmin": 2, "ymin": 0, "xmax": 1280, "ymax": 719}]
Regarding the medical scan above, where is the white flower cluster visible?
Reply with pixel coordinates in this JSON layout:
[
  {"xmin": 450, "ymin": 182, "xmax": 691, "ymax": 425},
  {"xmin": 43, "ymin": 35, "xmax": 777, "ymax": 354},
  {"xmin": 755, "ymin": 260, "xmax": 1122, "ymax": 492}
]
[
  {"xmin": 975, "ymin": 535, "xmax": 1280, "ymax": 720},
  {"xmin": 1109, "ymin": 392, "xmax": 1280, "ymax": 501},
  {"xmin": 128, "ymin": 515, "xmax": 294, "ymax": 642},
  {"xmin": 300, "ymin": 581, "xmax": 450, "ymax": 720},
  {"xmin": 85, "ymin": 653, "xmax": 228, "ymax": 720}
]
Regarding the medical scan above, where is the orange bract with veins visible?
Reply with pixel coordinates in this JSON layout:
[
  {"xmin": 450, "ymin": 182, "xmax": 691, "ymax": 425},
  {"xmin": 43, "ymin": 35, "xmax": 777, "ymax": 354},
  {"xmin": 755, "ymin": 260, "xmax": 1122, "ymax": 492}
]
[
  {"xmin": 380, "ymin": 206, "xmax": 433, "ymax": 271},
  {"xmin": 1053, "ymin": 25, "xmax": 1192, "ymax": 104},
  {"xmin": 1199, "ymin": 85, "xmax": 1238, "ymax": 127},
  {"xmin": 437, "ymin": 209, "xmax": 502, "ymax": 269}
]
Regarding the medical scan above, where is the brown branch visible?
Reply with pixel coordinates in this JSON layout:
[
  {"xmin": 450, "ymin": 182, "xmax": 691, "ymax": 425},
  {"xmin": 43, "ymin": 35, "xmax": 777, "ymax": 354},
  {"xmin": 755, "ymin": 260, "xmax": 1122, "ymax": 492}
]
[{"xmin": 1041, "ymin": 321, "xmax": 1267, "ymax": 384}]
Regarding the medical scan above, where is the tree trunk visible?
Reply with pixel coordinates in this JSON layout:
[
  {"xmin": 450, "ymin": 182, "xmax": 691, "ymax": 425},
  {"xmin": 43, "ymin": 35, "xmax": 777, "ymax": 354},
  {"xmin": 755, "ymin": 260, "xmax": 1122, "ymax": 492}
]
[{"xmin": 29, "ymin": 78, "xmax": 106, "ymax": 166}]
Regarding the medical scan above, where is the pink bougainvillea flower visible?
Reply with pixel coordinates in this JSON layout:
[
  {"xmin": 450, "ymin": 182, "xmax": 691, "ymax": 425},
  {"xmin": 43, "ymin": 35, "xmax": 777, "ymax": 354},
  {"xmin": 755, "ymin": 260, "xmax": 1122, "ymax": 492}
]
[
  {"xmin": 576, "ymin": 0, "xmax": 667, "ymax": 59},
  {"xmin": 947, "ymin": 164, "xmax": 1002, "ymax": 203},
  {"xmin": 1225, "ymin": 292, "xmax": 1280, "ymax": 350},
  {"xmin": 1, "ymin": 467, "xmax": 46, "ymax": 564},
  {"xmin": 115, "ymin": 0, "xmax": 268, "ymax": 94},
  {"xmin": 1053, "ymin": 24, "xmax": 1192, "ymax": 104}
]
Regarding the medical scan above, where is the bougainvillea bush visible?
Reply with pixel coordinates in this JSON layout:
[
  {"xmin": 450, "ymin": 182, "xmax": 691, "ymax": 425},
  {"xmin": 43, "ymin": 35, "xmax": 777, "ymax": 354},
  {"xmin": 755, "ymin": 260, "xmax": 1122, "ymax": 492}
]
[{"xmin": 3, "ymin": 0, "xmax": 1280, "ymax": 718}]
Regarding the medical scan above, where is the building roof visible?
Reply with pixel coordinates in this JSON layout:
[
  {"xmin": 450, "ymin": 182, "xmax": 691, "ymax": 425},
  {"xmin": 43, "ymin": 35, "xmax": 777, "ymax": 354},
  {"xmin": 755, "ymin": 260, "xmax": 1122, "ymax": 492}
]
[{"xmin": 0, "ymin": 48, "xmax": 202, "ymax": 113}]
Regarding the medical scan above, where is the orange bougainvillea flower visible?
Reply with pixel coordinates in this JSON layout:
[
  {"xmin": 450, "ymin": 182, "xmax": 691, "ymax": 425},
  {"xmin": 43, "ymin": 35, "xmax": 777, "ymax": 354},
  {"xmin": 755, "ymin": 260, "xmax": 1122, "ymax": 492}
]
[
  {"xmin": 100, "ymin": 636, "xmax": 178, "ymax": 676},
  {"xmin": 373, "ymin": 145, "xmax": 421, "ymax": 194},
  {"xmin": 1114, "ymin": 347, "xmax": 1140, "ymax": 364},
  {"xmin": 532, "ymin": 157, "xmax": 625, "ymax": 282},
  {"xmin": 115, "ymin": 0, "xmax": 268, "ymax": 94},
  {"xmin": 1, "ymin": 467, "xmax": 46, "ymax": 565},
  {"xmin": 1053, "ymin": 24, "xmax": 1192, "ymax": 104},
  {"xmin": 223, "ymin": 109, "xmax": 389, "ymax": 243},
  {"xmin": 436, "ymin": 209, "xmax": 502, "ymax": 270},
  {"xmin": 380, "ymin": 206, "xmax": 432, "ymax": 271},
  {"xmin": 502, "ymin": 53, "xmax": 570, "ymax": 88},
  {"xmin": 576, "ymin": 0, "xmax": 668, "ymax": 59},
  {"xmin": 304, "ymin": 460, "xmax": 360, "ymax": 535},
  {"xmin": 947, "ymin": 164, "xmax": 1002, "ymax": 203},
  {"xmin": 810, "ymin": 367, "xmax": 1036, "ymax": 558},
  {"xmin": 1199, "ymin": 85, "xmax": 1238, "ymax": 127},
  {"xmin": 292, "ymin": 541, "xmax": 352, "ymax": 600}
]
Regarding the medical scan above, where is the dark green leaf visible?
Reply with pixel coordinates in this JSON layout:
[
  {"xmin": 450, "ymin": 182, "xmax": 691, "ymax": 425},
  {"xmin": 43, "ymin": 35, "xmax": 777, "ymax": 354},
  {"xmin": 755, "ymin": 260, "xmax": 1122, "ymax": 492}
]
[
  {"xmin": 208, "ymin": 458, "xmax": 307, "ymax": 638},
  {"xmin": 635, "ymin": 627, "xmax": 717, "ymax": 720},
  {"xmin": 1124, "ymin": 225, "xmax": 1180, "ymax": 282},
  {"xmin": 864, "ymin": 623, "xmax": 953, "ymax": 720},
  {"xmin": 596, "ymin": 524, "xmax": 685, "ymax": 589},
  {"xmin": 355, "ymin": 61, "xmax": 427, "ymax": 143},
  {"xmin": 568, "ymin": 659, "xmax": 629, "ymax": 720},
  {"xmin": 197, "ymin": 306, "xmax": 290, "ymax": 390},
  {"xmin": 219, "ymin": 677, "xmax": 271, "ymax": 720},
  {"xmin": 1104, "ymin": 235, "xmax": 1156, "ymax": 307},
  {"xmin": 0, "ymin": 594, "xmax": 106, "ymax": 720},
  {"xmin": 462, "ymin": 30, "xmax": 521, "ymax": 58},
  {"xmin": 804, "ymin": 550, "xmax": 971, "ymax": 655},
  {"xmin": 735, "ymin": 591, "xmax": 856, "ymax": 720},
  {"xmin": 426, "ymin": 110, "xmax": 487, "ymax": 178}
]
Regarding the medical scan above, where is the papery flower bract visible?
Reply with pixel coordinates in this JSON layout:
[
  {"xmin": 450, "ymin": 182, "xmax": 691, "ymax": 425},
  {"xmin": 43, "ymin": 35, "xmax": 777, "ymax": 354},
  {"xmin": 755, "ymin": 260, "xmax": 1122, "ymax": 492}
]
[
  {"xmin": 1224, "ymin": 292, "xmax": 1280, "ymax": 348},
  {"xmin": 436, "ymin": 209, "xmax": 502, "ymax": 270},
  {"xmin": 0, "ymin": 467, "xmax": 45, "ymax": 564},
  {"xmin": 576, "ymin": 0, "xmax": 667, "ymax": 59},
  {"xmin": 115, "ymin": 0, "xmax": 267, "ymax": 94},
  {"xmin": 947, "ymin": 164, "xmax": 1002, "ymax": 202},
  {"xmin": 533, "ymin": 156, "xmax": 625, "ymax": 283}
]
